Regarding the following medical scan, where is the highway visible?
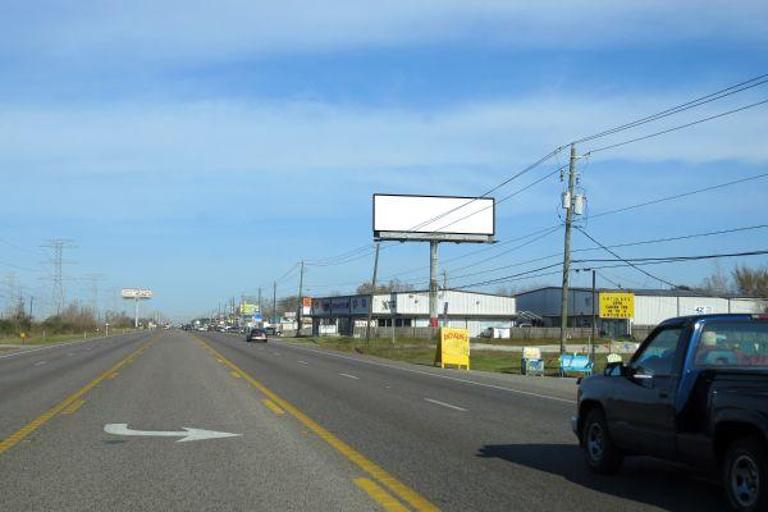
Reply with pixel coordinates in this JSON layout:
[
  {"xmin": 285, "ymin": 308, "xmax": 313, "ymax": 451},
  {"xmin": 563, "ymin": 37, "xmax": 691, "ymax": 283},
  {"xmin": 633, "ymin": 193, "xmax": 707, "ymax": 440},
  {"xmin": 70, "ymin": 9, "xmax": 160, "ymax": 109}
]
[{"xmin": 0, "ymin": 330, "xmax": 727, "ymax": 511}]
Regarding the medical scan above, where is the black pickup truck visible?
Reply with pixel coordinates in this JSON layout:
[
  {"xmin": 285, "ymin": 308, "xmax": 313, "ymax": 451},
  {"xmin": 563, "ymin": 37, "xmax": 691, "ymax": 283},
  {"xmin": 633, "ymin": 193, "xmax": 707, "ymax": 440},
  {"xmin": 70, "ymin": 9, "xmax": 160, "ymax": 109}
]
[{"xmin": 572, "ymin": 314, "xmax": 768, "ymax": 511}]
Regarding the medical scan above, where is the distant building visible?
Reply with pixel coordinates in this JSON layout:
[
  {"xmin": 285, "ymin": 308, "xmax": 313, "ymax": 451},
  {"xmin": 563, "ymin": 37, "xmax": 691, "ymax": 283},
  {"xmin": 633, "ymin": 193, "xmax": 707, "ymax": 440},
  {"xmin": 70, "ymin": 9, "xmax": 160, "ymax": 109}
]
[
  {"xmin": 311, "ymin": 290, "xmax": 516, "ymax": 337},
  {"xmin": 515, "ymin": 286, "xmax": 767, "ymax": 337}
]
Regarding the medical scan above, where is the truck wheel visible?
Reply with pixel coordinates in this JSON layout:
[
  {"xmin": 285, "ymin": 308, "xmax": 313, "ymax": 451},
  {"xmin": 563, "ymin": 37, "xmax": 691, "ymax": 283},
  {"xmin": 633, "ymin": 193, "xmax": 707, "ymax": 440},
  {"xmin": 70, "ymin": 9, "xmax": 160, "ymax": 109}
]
[
  {"xmin": 582, "ymin": 408, "xmax": 623, "ymax": 474},
  {"xmin": 723, "ymin": 437, "xmax": 766, "ymax": 512}
]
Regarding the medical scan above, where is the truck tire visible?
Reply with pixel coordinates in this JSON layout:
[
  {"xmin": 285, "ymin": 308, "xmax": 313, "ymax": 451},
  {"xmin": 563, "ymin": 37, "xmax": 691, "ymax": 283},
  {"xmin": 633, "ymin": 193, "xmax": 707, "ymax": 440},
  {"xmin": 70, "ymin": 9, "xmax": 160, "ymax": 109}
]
[
  {"xmin": 723, "ymin": 437, "xmax": 767, "ymax": 512},
  {"xmin": 582, "ymin": 408, "xmax": 623, "ymax": 475}
]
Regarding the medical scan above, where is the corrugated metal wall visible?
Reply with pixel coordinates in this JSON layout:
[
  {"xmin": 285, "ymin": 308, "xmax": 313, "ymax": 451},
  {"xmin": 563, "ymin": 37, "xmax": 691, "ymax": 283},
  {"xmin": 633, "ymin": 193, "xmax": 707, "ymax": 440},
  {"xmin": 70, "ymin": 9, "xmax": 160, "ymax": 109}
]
[{"xmin": 394, "ymin": 290, "xmax": 515, "ymax": 316}]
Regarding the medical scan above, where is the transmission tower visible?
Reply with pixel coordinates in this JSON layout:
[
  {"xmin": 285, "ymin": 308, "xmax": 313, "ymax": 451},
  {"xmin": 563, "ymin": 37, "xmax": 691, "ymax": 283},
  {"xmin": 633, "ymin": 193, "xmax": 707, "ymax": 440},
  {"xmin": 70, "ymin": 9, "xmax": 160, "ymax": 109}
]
[
  {"xmin": 83, "ymin": 273, "xmax": 106, "ymax": 320},
  {"xmin": 41, "ymin": 239, "xmax": 77, "ymax": 315}
]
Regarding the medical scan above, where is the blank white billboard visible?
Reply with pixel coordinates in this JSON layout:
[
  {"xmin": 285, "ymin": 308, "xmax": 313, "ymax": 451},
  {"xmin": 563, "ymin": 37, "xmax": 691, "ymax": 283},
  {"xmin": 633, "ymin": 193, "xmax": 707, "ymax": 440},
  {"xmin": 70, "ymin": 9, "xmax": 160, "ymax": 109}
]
[{"xmin": 373, "ymin": 194, "xmax": 494, "ymax": 242}]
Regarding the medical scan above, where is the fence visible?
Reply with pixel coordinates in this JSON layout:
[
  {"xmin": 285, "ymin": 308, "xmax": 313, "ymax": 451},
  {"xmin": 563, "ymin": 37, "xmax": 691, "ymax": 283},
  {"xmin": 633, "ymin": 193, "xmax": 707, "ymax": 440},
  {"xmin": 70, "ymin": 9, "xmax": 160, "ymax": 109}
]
[{"xmin": 350, "ymin": 326, "xmax": 597, "ymax": 340}]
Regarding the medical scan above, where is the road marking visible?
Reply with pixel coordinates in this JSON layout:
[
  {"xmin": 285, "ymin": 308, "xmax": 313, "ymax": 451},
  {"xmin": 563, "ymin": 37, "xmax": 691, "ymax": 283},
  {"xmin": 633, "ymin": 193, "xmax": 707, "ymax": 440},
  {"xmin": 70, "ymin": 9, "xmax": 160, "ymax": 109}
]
[
  {"xmin": 272, "ymin": 352, "xmax": 281, "ymax": 356},
  {"xmin": 67, "ymin": 352, "xmax": 75, "ymax": 356},
  {"xmin": 33, "ymin": 360, "xmax": 47, "ymax": 366},
  {"xmin": 104, "ymin": 424, "xmax": 240, "ymax": 443},
  {"xmin": 278, "ymin": 342, "xmax": 575, "ymax": 404},
  {"xmin": 354, "ymin": 478, "xmax": 409, "ymax": 512},
  {"xmin": 424, "ymin": 398, "xmax": 467, "ymax": 412},
  {"xmin": 196, "ymin": 338, "xmax": 438, "ymax": 512},
  {"xmin": 298, "ymin": 360, "xmax": 309, "ymax": 365},
  {"xmin": 339, "ymin": 373, "xmax": 359, "ymax": 380},
  {"xmin": 108, "ymin": 372, "xmax": 119, "ymax": 380},
  {"xmin": 61, "ymin": 399, "xmax": 86, "ymax": 415},
  {"xmin": 230, "ymin": 370, "xmax": 241, "ymax": 379},
  {"xmin": 262, "ymin": 399, "xmax": 285, "ymax": 416},
  {"xmin": 0, "ymin": 340, "xmax": 153, "ymax": 456}
]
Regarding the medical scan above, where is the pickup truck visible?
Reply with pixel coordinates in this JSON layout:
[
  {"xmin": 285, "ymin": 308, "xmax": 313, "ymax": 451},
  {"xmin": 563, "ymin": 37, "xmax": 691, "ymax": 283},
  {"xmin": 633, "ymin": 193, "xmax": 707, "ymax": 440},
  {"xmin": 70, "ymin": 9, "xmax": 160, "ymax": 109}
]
[{"xmin": 572, "ymin": 314, "xmax": 768, "ymax": 511}]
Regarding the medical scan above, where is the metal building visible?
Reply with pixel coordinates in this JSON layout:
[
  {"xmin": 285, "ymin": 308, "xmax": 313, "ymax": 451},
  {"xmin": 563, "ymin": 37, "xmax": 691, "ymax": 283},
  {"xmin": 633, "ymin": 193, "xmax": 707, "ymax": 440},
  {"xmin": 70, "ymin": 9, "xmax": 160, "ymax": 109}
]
[
  {"xmin": 311, "ymin": 290, "xmax": 516, "ymax": 337},
  {"xmin": 515, "ymin": 286, "xmax": 767, "ymax": 337}
]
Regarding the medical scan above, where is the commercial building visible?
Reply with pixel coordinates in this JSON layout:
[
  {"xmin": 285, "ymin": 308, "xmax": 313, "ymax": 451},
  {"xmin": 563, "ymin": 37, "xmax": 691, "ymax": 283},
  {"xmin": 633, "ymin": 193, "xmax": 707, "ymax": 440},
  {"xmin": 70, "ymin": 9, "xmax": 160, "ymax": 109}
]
[
  {"xmin": 515, "ymin": 286, "xmax": 767, "ymax": 337},
  {"xmin": 311, "ymin": 290, "xmax": 516, "ymax": 337}
]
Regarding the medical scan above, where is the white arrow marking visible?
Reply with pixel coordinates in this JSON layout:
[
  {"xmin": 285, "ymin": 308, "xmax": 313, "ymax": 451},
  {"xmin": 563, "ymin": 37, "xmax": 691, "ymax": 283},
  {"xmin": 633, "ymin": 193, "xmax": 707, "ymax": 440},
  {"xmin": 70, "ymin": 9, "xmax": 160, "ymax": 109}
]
[{"xmin": 104, "ymin": 423, "xmax": 241, "ymax": 443}]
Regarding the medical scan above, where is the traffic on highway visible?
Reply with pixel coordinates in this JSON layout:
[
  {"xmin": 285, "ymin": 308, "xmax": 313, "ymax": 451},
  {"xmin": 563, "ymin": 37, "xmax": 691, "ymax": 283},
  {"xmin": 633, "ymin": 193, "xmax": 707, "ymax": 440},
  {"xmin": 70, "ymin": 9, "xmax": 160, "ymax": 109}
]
[{"xmin": 2, "ymin": 2, "xmax": 767, "ymax": 511}]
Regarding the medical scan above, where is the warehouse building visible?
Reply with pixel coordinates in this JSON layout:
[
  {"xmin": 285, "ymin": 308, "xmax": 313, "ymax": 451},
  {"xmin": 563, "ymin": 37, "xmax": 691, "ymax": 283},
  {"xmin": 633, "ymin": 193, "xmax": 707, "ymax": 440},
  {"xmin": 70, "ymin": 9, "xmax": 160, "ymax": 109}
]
[
  {"xmin": 311, "ymin": 290, "xmax": 516, "ymax": 337},
  {"xmin": 515, "ymin": 286, "xmax": 767, "ymax": 337}
]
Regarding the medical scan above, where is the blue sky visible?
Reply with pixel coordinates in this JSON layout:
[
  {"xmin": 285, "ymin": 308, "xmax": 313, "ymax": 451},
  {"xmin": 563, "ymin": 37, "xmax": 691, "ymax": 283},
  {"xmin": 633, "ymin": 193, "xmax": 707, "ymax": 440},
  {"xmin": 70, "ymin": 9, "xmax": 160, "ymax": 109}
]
[{"xmin": 1, "ymin": 1, "xmax": 767, "ymax": 320}]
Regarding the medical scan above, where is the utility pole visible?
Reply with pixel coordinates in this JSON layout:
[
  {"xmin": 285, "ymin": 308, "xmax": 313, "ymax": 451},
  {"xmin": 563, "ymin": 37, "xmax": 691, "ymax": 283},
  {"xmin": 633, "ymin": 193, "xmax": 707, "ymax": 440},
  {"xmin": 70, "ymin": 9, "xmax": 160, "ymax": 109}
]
[
  {"xmin": 257, "ymin": 287, "xmax": 262, "ymax": 317},
  {"xmin": 559, "ymin": 144, "xmax": 578, "ymax": 356},
  {"xmin": 442, "ymin": 270, "xmax": 448, "ymax": 290},
  {"xmin": 29, "ymin": 295, "xmax": 34, "ymax": 319},
  {"xmin": 429, "ymin": 241, "xmax": 439, "ymax": 328},
  {"xmin": 365, "ymin": 242, "xmax": 381, "ymax": 344},
  {"xmin": 272, "ymin": 281, "xmax": 277, "ymax": 324},
  {"xmin": 296, "ymin": 260, "xmax": 305, "ymax": 336},
  {"xmin": 591, "ymin": 269, "xmax": 597, "ymax": 364}
]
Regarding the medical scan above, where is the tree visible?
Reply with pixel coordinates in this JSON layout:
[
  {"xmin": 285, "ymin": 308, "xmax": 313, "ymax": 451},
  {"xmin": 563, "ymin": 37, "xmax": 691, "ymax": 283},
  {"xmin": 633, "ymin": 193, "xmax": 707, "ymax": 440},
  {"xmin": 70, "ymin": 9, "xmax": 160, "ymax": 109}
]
[
  {"xmin": 732, "ymin": 264, "xmax": 768, "ymax": 297},
  {"xmin": 699, "ymin": 262, "xmax": 732, "ymax": 294},
  {"xmin": 356, "ymin": 279, "xmax": 414, "ymax": 295}
]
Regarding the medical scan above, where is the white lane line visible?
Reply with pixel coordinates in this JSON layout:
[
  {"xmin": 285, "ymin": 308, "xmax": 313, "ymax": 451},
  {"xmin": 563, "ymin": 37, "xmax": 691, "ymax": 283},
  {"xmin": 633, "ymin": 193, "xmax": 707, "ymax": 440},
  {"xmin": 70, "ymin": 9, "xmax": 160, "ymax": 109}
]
[
  {"xmin": 339, "ymin": 373, "xmax": 360, "ymax": 380},
  {"xmin": 272, "ymin": 352, "xmax": 281, "ymax": 356},
  {"xmin": 33, "ymin": 360, "xmax": 48, "ymax": 366},
  {"xmin": 273, "ymin": 342, "xmax": 575, "ymax": 404},
  {"xmin": 67, "ymin": 352, "xmax": 75, "ymax": 356},
  {"xmin": 424, "ymin": 397, "xmax": 467, "ymax": 412},
  {"xmin": 0, "ymin": 332, "xmax": 146, "ymax": 361},
  {"xmin": 298, "ymin": 360, "xmax": 310, "ymax": 365}
]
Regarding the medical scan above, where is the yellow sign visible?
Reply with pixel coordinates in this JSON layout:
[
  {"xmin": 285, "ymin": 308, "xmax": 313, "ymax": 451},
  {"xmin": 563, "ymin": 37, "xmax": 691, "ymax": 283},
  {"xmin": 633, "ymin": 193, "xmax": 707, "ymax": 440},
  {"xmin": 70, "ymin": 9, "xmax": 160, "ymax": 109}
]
[
  {"xmin": 599, "ymin": 292, "xmax": 635, "ymax": 319},
  {"xmin": 434, "ymin": 328, "xmax": 470, "ymax": 370},
  {"xmin": 240, "ymin": 303, "xmax": 259, "ymax": 316}
]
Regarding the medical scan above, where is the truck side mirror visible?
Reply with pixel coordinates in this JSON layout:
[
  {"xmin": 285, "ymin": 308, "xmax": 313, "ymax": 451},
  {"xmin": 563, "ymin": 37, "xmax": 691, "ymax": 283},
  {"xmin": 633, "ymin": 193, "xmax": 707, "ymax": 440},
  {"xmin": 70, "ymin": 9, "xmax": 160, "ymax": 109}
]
[{"xmin": 604, "ymin": 361, "xmax": 627, "ymax": 377}]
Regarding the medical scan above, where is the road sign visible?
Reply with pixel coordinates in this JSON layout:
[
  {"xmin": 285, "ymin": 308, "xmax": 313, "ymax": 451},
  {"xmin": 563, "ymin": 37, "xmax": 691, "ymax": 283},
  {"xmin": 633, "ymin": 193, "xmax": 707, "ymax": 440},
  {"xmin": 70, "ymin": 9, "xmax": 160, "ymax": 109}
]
[
  {"xmin": 599, "ymin": 292, "xmax": 635, "ymax": 319},
  {"xmin": 104, "ymin": 424, "xmax": 240, "ymax": 443},
  {"xmin": 434, "ymin": 328, "xmax": 470, "ymax": 370}
]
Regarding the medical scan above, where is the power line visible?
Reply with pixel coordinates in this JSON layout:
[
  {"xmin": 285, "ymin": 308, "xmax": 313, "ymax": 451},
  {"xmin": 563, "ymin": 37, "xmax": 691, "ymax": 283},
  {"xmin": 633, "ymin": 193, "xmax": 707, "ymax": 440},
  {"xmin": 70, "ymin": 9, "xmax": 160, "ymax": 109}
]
[
  {"xmin": 586, "ymin": 98, "xmax": 768, "ymax": 155},
  {"xmin": 590, "ymin": 171, "xmax": 768, "ymax": 220},
  {"xmin": 571, "ymin": 73, "xmax": 768, "ymax": 145},
  {"xmin": 576, "ymin": 227, "xmax": 678, "ymax": 289}
]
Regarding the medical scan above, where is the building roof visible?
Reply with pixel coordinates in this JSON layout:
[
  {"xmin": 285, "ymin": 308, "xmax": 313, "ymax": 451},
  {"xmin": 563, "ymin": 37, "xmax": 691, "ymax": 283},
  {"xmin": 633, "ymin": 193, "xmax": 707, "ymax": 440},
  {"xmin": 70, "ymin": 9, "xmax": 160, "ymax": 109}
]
[
  {"xmin": 514, "ymin": 286, "xmax": 766, "ymax": 300},
  {"xmin": 312, "ymin": 289, "xmax": 515, "ymax": 300}
]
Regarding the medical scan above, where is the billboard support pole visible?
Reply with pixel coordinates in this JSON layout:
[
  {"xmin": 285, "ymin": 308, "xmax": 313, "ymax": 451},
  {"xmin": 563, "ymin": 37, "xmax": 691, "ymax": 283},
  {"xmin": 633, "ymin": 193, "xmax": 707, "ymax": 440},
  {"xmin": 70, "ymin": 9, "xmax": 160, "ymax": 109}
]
[
  {"xmin": 365, "ymin": 242, "xmax": 380, "ymax": 344},
  {"xmin": 429, "ymin": 241, "xmax": 439, "ymax": 329},
  {"xmin": 134, "ymin": 297, "xmax": 139, "ymax": 329},
  {"xmin": 591, "ymin": 269, "xmax": 597, "ymax": 364},
  {"xmin": 296, "ymin": 260, "xmax": 305, "ymax": 336}
]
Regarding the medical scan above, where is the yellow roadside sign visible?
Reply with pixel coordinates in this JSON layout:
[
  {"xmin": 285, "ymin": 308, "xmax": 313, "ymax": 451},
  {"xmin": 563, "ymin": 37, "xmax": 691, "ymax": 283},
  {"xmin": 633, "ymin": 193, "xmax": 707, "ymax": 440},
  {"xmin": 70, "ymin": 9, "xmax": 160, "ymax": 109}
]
[
  {"xmin": 434, "ymin": 328, "xmax": 470, "ymax": 370},
  {"xmin": 599, "ymin": 292, "xmax": 635, "ymax": 319}
]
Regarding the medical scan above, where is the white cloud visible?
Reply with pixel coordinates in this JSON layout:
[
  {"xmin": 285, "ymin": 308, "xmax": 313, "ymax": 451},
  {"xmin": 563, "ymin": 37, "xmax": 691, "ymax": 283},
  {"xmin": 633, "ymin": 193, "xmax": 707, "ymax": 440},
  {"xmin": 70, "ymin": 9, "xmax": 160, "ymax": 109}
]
[
  {"xmin": 2, "ymin": 1, "xmax": 766, "ymax": 63},
  {"xmin": 1, "ymin": 93, "xmax": 766, "ymax": 182}
]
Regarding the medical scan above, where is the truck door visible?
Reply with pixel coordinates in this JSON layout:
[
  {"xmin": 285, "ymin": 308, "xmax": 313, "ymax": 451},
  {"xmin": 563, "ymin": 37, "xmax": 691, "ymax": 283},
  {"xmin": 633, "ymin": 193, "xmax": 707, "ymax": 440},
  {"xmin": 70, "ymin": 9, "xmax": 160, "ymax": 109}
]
[{"xmin": 608, "ymin": 324, "xmax": 686, "ymax": 459}]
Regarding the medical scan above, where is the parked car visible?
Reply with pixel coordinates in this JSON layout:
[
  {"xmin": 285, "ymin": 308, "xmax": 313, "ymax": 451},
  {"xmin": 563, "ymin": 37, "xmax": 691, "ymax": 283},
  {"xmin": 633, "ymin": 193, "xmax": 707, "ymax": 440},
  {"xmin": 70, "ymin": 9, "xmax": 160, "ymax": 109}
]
[
  {"xmin": 246, "ymin": 328, "xmax": 268, "ymax": 343},
  {"xmin": 264, "ymin": 326, "xmax": 281, "ymax": 337},
  {"xmin": 572, "ymin": 314, "xmax": 768, "ymax": 511}
]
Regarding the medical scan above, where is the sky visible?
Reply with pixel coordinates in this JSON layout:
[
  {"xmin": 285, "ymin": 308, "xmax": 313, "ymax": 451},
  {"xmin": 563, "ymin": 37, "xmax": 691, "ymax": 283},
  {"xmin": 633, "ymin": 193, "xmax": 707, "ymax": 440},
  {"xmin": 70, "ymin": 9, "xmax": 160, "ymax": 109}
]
[{"xmin": 1, "ymin": 1, "xmax": 767, "ymax": 321}]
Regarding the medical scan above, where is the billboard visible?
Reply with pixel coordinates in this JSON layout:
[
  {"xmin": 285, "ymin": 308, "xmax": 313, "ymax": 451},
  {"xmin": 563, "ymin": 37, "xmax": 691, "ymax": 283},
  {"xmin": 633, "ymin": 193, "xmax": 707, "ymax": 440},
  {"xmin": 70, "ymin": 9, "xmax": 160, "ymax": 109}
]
[
  {"xmin": 373, "ymin": 194, "xmax": 494, "ymax": 243},
  {"xmin": 599, "ymin": 292, "xmax": 635, "ymax": 319},
  {"xmin": 121, "ymin": 288, "xmax": 152, "ymax": 299},
  {"xmin": 240, "ymin": 302, "xmax": 259, "ymax": 316},
  {"xmin": 302, "ymin": 297, "xmax": 312, "ymax": 316}
]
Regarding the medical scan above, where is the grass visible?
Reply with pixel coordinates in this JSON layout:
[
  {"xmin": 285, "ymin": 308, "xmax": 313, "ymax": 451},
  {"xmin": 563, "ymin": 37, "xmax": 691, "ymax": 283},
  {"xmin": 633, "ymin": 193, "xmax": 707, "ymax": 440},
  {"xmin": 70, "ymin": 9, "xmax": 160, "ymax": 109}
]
[
  {"xmin": 286, "ymin": 335, "xmax": 631, "ymax": 376},
  {"xmin": 0, "ymin": 329, "xmax": 134, "ymax": 347}
]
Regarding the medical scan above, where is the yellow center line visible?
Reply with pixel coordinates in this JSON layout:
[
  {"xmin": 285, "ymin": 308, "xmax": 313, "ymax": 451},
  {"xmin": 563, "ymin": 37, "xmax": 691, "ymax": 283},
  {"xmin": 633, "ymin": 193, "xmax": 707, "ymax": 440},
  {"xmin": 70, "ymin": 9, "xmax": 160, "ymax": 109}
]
[
  {"xmin": 60, "ymin": 398, "xmax": 86, "ymax": 415},
  {"xmin": 195, "ymin": 337, "xmax": 439, "ymax": 512},
  {"xmin": 0, "ymin": 337, "xmax": 154, "ymax": 456},
  {"xmin": 230, "ymin": 370, "xmax": 242, "ymax": 379},
  {"xmin": 354, "ymin": 478, "xmax": 409, "ymax": 512},
  {"xmin": 261, "ymin": 398, "xmax": 285, "ymax": 416}
]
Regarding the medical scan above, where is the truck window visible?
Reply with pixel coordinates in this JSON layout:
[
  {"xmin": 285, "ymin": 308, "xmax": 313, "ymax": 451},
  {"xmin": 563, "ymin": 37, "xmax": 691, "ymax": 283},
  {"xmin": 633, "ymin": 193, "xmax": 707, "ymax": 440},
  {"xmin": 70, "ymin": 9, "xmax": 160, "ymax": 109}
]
[
  {"xmin": 694, "ymin": 321, "xmax": 768, "ymax": 369},
  {"xmin": 630, "ymin": 326, "xmax": 684, "ymax": 376}
]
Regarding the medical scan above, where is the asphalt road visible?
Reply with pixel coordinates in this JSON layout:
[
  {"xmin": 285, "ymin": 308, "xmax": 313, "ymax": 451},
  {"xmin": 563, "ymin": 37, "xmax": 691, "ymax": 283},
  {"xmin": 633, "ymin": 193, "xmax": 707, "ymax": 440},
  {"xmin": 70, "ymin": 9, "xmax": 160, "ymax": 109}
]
[{"xmin": 0, "ymin": 330, "xmax": 727, "ymax": 511}]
